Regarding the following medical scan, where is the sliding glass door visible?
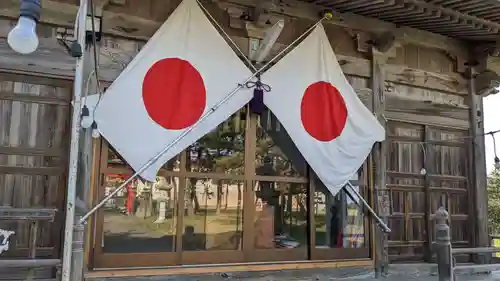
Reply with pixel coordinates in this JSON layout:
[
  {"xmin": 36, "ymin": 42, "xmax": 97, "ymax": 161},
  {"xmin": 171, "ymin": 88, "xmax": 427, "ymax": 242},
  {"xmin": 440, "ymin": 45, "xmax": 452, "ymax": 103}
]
[{"xmin": 90, "ymin": 106, "xmax": 371, "ymax": 269}]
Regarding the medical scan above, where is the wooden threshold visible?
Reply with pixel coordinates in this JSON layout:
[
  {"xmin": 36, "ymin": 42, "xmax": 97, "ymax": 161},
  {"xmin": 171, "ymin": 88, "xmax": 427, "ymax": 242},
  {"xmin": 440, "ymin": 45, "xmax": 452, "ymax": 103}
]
[{"xmin": 85, "ymin": 259, "xmax": 373, "ymax": 278}]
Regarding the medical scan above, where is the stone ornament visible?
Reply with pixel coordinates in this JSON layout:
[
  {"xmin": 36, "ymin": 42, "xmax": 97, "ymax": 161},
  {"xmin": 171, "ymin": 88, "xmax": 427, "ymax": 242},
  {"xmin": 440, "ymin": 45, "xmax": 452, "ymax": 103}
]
[{"xmin": 0, "ymin": 229, "xmax": 15, "ymax": 255}]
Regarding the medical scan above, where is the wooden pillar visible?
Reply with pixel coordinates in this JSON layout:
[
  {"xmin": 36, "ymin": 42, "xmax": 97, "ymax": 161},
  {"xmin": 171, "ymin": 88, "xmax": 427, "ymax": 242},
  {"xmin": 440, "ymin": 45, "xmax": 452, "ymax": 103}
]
[
  {"xmin": 423, "ymin": 126, "xmax": 433, "ymax": 262},
  {"xmin": 467, "ymin": 66, "xmax": 490, "ymax": 263},
  {"xmin": 371, "ymin": 46, "xmax": 390, "ymax": 276}
]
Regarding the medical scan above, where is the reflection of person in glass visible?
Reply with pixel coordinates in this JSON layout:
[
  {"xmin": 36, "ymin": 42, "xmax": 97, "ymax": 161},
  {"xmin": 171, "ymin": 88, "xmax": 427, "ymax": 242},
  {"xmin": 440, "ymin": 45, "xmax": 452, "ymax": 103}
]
[
  {"xmin": 329, "ymin": 204, "xmax": 341, "ymax": 248},
  {"xmin": 256, "ymin": 156, "xmax": 283, "ymax": 235}
]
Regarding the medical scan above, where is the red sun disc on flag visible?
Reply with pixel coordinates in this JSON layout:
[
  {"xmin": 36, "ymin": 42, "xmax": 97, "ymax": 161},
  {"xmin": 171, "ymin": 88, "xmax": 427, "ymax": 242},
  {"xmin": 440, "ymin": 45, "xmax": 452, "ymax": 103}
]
[
  {"xmin": 142, "ymin": 58, "xmax": 206, "ymax": 130},
  {"xmin": 300, "ymin": 81, "xmax": 348, "ymax": 142}
]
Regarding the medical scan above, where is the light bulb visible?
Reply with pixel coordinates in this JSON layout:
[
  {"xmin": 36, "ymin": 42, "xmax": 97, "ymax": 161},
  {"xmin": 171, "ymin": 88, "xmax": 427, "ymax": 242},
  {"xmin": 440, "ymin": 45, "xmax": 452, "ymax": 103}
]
[
  {"xmin": 81, "ymin": 116, "xmax": 93, "ymax": 129},
  {"xmin": 420, "ymin": 167, "xmax": 427, "ymax": 175},
  {"xmin": 80, "ymin": 105, "xmax": 93, "ymax": 129},
  {"xmin": 91, "ymin": 122, "xmax": 100, "ymax": 139},
  {"xmin": 7, "ymin": 16, "xmax": 39, "ymax": 54}
]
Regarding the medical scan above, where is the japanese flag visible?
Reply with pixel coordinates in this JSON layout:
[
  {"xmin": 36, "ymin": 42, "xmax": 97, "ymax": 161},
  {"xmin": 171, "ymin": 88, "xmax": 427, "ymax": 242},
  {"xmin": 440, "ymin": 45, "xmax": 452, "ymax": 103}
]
[
  {"xmin": 93, "ymin": 0, "xmax": 253, "ymax": 181},
  {"xmin": 262, "ymin": 24, "xmax": 385, "ymax": 195}
]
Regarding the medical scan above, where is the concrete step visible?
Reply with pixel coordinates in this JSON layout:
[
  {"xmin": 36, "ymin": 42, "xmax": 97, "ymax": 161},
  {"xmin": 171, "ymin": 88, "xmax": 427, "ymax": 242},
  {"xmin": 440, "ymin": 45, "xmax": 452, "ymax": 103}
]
[{"xmin": 86, "ymin": 267, "xmax": 373, "ymax": 281}]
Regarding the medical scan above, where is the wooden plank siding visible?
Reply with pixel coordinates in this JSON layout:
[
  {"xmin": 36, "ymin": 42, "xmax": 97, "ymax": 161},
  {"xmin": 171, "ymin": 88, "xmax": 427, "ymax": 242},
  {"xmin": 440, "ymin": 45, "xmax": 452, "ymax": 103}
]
[
  {"xmin": 378, "ymin": 42, "xmax": 470, "ymax": 263},
  {"xmin": 0, "ymin": 73, "xmax": 71, "ymax": 263},
  {"xmin": 385, "ymin": 122, "xmax": 471, "ymax": 261},
  {"xmin": 0, "ymin": 0, "xmax": 476, "ymax": 265}
]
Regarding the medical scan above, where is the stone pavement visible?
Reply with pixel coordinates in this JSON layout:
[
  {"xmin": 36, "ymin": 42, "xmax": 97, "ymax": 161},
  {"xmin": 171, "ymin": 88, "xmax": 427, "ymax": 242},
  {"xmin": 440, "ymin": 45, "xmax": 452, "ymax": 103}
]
[{"xmin": 89, "ymin": 264, "xmax": 500, "ymax": 281}]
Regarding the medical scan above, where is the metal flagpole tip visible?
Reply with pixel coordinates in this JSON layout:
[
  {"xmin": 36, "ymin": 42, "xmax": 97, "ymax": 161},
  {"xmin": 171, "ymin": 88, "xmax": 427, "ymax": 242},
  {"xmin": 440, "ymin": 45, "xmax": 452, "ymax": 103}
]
[
  {"xmin": 322, "ymin": 10, "xmax": 334, "ymax": 20},
  {"xmin": 383, "ymin": 226, "xmax": 391, "ymax": 234}
]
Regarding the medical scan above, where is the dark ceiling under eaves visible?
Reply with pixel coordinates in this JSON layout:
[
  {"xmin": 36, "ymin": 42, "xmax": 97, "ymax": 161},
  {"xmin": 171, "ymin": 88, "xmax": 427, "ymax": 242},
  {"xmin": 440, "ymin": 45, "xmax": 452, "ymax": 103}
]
[{"xmin": 298, "ymin": 0, "xmax": 500, "ymax": 42}]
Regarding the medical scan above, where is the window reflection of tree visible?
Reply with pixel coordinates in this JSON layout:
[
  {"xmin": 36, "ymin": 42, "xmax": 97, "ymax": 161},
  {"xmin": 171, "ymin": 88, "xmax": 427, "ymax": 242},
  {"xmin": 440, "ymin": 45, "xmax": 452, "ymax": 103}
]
[
  {"xmin": 254, "ymin": 109, "xmax": 309, "ymax": 248},
  {"xmin": 182, "ymin": 111, "xmax": 246, "ymax": 251},
  {"xmin": 186, "ymin": 110, "xmax": 245, "ymax": 217},
  {"xmin": 256, "ymin": 108, "xmax": 307, "ymax": 177}
]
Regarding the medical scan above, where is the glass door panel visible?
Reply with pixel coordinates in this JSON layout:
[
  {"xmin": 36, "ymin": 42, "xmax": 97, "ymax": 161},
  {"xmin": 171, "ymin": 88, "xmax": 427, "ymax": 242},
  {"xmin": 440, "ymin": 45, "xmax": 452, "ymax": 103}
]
[
  {"xmin": 180, "ymin": 177, "xmax": 245, "ymax": 264},
  {"xmin": 247, "ymin": 180, "xmax": 309, "ymax": 262},
  {"xmin": 181, "ymin": 177, "xmax": 244, "ymax": 252},
  {"xmin": 101, "ymin": 174, "xmax": 180, "ymax": 254},
  {"xmin": 310, "ymin": 170, "xmax": 370, "ymax": 260},
  {"xmin": 180, "ymin": 109, "xmax": 247, "ymax": 264},
  {"xmin": 93, "ymin": 142, "xmax": 183, "ymax": 268},
  {"xmin": 246, "ymin": 108, "xmax": 309, "ymax": 262}
]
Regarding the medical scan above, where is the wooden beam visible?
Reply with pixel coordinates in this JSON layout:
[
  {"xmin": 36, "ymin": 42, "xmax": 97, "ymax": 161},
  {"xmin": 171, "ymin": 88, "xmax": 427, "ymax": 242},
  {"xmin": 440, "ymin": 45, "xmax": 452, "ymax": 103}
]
[
  {"xmin": 371, "ymin": 47, "xmax": 390, "ymax": 277},
  {"xmin": 220, "ymin": 0, "xmax": 469, "ymax": 58},
  {"xmin": 474, "ymin": 69, "xmax": 500, "ymax": 97},
  {"xmin": 0, "ymin": 17, "xmax": 470, "ymax": 99},
  {"xmin": 0, "ymin": 259, "xmax": 61, "ymax": 268},
  {"xmin": 265, "ymin": 41, "xmax": 468, "ymax": 95},
  {"xmin": 384, "ymin": 111, "xmax": 469, "ymax": 129},
  {"xmin": 247, "ymin": 0, "xmax": 268, "ymax": 25},
  {"xmin": 0, "ymin": 0, "xmax": 160, "ymax": 40},
  {"xmin": 0, "ymin": 166, "xmax": 64, "ymax": 176},
  {"xmin": 0, "ymin": 0, "xmax": 469, "ymax": 58},
  {"xmin": 468, "ymin": 42, "xmax": 500, "ymax": 96},
  {"xmin": 373, "ymin": 31, "xmax": 398, "ymax": 54},
  {"xmin": 86, "ymin": 260, "xmax": 373, "ymax": 278}
]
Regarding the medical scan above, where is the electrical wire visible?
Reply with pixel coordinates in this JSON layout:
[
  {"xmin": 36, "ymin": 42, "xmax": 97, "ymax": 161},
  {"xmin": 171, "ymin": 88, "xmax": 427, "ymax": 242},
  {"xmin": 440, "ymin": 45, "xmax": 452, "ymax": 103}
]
[
  {"xmin": 100, "ymin": 46, "xmax": 128, "ymax": 70},
  {"xmin": 78, "ymin": 0, "xmax": 105, "ymax": 126},
  {"xmin": 493, "ymin": 133, "xmax": 498, "ymax": 158},
  {"xmin": 490, "ymin": 130, "xmax": 500, "ymax": 169},
  {"xmin": 89, "ymin": 0, "xmax": 102, "ymax": 96}
]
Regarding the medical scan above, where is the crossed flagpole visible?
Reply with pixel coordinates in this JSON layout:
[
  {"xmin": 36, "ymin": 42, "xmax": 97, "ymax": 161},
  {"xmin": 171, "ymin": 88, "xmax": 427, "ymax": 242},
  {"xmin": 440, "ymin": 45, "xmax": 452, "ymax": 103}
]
[
  {"xmin": 77, "ymin": 4, "xmax": 391, "ymax": 235},
  {"xmin": 78, "ymin": 7, "xmax": 330, "ymax": 225}
]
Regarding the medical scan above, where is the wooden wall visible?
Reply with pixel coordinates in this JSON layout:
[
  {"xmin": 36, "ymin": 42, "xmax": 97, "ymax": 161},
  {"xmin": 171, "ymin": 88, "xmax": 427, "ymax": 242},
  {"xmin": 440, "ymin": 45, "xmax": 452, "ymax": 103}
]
[
  {"xmin": 0, "ymin": 73, "xmax": 71, "ymax": 261},
  {"xmin": 382, "ymin": 45, "xmax": 471, "ymax": 262},
  {"xmin": 0, "ymin": 0, "xmax": 477, "ymax": 264},
  {"xmin": 339, "ymin": 42, "xmax": 471, "ymax": 261}
]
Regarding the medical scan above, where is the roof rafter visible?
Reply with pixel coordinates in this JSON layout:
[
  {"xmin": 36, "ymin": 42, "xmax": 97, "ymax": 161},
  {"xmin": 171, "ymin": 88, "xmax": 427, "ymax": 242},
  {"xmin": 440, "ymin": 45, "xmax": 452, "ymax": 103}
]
[{"xmin": 400, "ymin": 0, "xmax": 500, "ymax": 31}]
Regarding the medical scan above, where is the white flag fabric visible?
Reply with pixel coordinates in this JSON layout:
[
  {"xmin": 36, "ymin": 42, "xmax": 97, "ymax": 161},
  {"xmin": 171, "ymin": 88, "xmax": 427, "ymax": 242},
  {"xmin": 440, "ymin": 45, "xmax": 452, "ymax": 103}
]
[
  {"xmin": 262, "ymin": 24, "xmax": 385, "ymax": 195},
  {"xmin": 93, "ymin": 0, "xmax": 253, "ymax": 181}
]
